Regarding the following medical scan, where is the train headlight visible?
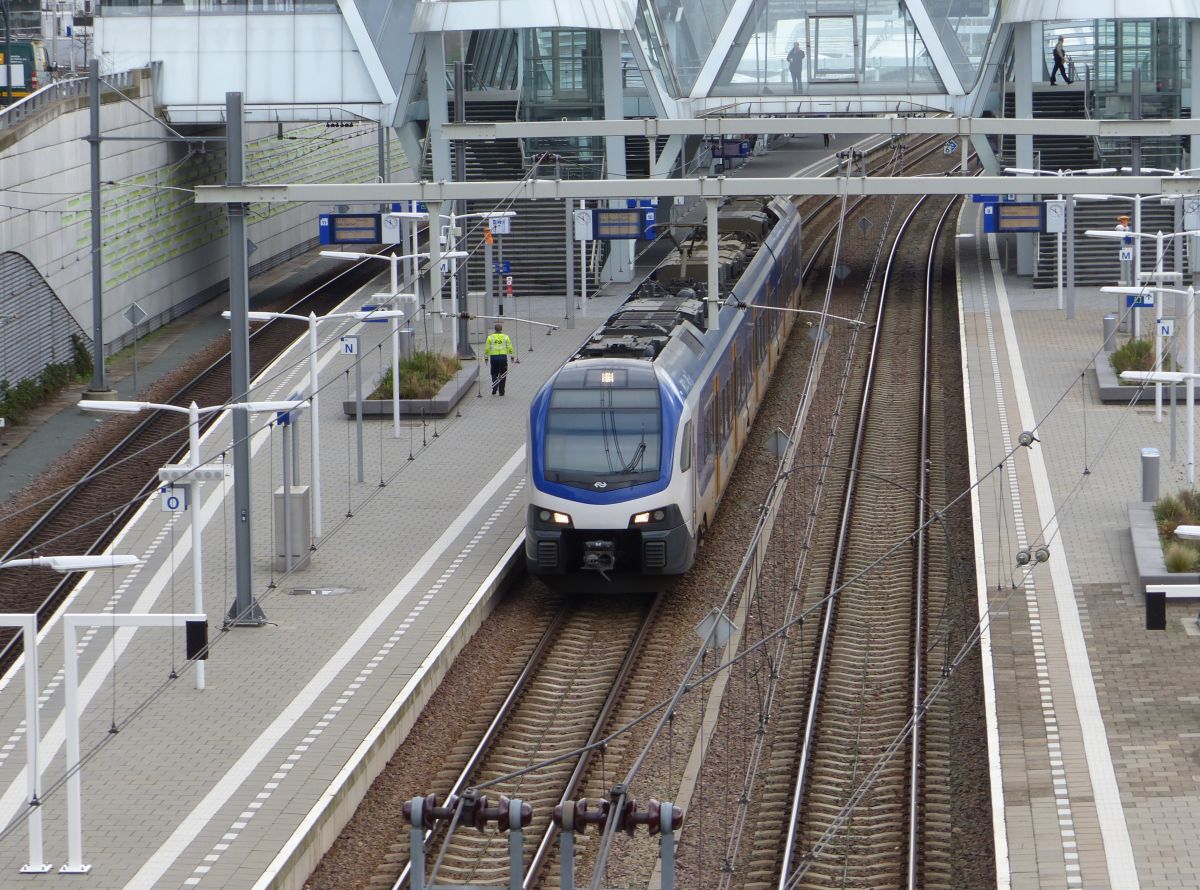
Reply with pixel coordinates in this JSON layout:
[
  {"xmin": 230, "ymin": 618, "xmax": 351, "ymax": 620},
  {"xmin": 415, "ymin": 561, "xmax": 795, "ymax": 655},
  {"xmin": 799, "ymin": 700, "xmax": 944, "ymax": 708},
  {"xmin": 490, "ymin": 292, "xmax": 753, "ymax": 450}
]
[
  {"xmin": 532, "ymin": 507, "xmax": 573, "ymax": 528},
  {"xmin": 630, "ymin": 508, "xmax": 668, "ymax": 526}
]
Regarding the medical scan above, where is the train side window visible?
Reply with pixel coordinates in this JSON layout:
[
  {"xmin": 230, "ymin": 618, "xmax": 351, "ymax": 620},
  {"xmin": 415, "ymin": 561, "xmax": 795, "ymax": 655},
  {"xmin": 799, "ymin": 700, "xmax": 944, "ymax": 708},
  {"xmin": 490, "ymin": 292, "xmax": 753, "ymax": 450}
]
[{"xmin": 680, "ymin": 420, "xmax": 693, "ymax": 472}]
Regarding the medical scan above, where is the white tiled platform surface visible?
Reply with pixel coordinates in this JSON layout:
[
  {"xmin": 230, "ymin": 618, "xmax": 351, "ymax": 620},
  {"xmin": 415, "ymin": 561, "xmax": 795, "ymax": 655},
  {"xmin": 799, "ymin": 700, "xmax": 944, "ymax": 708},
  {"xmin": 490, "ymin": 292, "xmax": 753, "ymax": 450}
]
[
  {"xmin": 0, "ymin": 280, "xmax": 625, "ymax": 888},
  {"xmin": 960, "ymin": 201, "xmax": 1200, "ymax": 890}
]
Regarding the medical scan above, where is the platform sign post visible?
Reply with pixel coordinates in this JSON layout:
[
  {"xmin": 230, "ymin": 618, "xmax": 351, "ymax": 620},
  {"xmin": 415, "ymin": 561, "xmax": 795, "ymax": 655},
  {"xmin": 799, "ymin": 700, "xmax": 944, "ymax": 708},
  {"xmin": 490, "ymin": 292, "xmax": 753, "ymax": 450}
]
[
  {"xmin": 342, "ymin": 336, "xmax": 364, "ymax": 483},
  {"xmin": 61, "ymin": 612, "xmax": 204, "ymax": 874}
]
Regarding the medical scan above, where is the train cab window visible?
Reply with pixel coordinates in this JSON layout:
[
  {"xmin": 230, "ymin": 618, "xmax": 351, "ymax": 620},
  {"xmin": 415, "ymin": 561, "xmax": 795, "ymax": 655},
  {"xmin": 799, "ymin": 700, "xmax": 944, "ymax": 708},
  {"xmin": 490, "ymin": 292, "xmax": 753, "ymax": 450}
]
[
  {"xmin": 680, "ymin": 420, "xmax": 693, "ymax": 472},
  {"xmin": 544, "ymin": 385, "xmax": 662, "ymax": 487}
]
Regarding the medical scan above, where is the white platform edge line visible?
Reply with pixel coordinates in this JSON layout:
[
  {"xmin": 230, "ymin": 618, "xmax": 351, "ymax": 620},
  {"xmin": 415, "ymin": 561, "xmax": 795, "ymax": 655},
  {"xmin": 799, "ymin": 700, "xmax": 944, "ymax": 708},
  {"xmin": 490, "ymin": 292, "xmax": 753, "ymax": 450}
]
[
  {"xmin": 957, "ymin": 208, "xmax": 1010, "ymax": 890},
  {"xmin": 987, "ymin": 234, "xmax": 1140, "ymax": 889},
  {"xmin": 125, "ymin": 447, "xmax": 526, "ymax": 889},
  {"xmin": 251, "ymin": 531, "xmax": 526, "ymax": 890}
]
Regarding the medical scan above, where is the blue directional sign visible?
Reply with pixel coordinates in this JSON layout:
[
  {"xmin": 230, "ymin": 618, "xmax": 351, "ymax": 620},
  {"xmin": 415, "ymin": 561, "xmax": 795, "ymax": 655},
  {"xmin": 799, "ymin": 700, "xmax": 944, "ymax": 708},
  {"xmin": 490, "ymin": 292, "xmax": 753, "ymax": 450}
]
[
  {"xmin": 972, "ymin": 194, "xmax": 1000, "ymax": 203},
  {"xmin": 492, "ymin": 260, "xmax": 512, "ymax": 274},
  {"xmin": 944, "ymin": 139, "xmax": 959, "ymax": 155},
  {"xmin": 1126, "ymin": 293, "xmax": 1156, "ymax": 308},
  {"xmin": 359, "ymin": 305, "xmax": 389, "ymax": 322}
]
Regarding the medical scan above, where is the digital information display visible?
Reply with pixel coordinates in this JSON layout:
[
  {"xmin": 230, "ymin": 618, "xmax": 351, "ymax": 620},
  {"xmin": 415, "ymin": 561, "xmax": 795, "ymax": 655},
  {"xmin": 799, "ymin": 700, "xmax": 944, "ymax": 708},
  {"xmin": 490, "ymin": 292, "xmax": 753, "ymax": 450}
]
[
  {"xmin": 593, "ymin": 208, "xmax": 645, "ymax": 240},
  {"xmin": 981, "ymin": 201, "xmax": 1046, "ymax": 234},
  {"xmin": 982, "ymin": 201, "xmax": 1045, "ymax": 234},
  {"xmin": 318, "ymin": 213, "xmax": 382, "ymax": 245}
]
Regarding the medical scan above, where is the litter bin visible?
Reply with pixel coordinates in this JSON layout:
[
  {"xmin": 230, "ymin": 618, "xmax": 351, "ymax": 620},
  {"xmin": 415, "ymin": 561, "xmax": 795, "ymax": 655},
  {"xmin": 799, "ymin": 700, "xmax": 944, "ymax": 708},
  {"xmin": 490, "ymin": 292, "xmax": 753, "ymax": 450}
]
[
  {"xmin": 1103, "ymin": 314, "xmax": 1118, "ymax": 351},
  {"xmin": 274, "ymin": 485, "xmax": 311, "ymax": 571},
  {"xmin": 1141, "ymin": 447, "xmax": 1160, "ymax": 503}
]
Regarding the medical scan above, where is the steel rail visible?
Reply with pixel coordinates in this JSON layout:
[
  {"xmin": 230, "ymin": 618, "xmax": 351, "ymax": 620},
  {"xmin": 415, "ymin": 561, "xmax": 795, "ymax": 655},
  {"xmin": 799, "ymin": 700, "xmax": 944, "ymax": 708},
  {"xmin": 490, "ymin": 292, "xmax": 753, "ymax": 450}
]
[
  {"xmin": 776, "ymin": 191, "xmax": 933, "ymax": 888},
  {"xmin": 392, "ymin": 604, "xmax": 571, "ymax": 890},
  {"xmin": 523, "ymin": 592, "xmax": 663, "ymax": 888},
  {"xmin": 394, "ymin": 594, "xmax": 662, "ymax": 890},
  {"xmin": 906, "ymin": 192, "xmax": 958, "ymax": 890}
]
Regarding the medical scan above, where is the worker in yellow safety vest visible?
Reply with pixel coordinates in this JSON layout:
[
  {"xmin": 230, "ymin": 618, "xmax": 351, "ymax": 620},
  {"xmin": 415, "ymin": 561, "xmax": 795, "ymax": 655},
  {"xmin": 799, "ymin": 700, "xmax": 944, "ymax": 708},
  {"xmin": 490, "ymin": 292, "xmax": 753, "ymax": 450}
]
[{"xmin": 484, "ymin": 322, "xmax": 518, "ymax": 396}]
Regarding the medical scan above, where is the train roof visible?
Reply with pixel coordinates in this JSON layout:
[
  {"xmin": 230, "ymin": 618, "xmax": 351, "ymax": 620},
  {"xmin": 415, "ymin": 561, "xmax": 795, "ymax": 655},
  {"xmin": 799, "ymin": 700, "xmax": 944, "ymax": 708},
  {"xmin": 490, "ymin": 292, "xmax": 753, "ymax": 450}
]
[{"xmin": 569, "ymin": 197, "xmax": 791, "ymax": 366}]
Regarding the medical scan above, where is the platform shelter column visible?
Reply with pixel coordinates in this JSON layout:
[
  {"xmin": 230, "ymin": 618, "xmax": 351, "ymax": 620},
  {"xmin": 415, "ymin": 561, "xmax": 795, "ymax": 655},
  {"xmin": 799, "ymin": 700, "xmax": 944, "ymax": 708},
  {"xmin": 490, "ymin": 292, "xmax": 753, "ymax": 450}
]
[
  {"xmin": 1014, "ymin": 21, "xmax": 1038, "ymax": 277},
  {"xmin": 600, "ymin": 29, "xmax": 633, "ymax": 284}
]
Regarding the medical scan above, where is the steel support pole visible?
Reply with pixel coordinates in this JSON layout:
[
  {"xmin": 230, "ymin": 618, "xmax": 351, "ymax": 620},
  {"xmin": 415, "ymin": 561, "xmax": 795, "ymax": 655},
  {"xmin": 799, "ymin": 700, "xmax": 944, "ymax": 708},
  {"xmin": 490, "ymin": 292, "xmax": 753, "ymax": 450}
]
[
  {"xmin": 3, "ymin": 1, "xmax": 11, "ymax": 106},
  {"xmin": 453, "ymin": 62, "xmax": 473, "ymax": 359},
  {"xmin": 484, "ymin": 237, "xmax": 495, "ymax": 318},
  {"xmin": 1014, "ymin": 22, "xmax": 1035, "ymax": 276},
  {"xmin": 1131, "ymin": 67, "xmax": 1143, "ymax": 176},
  {"xmin": 497, "ymin": 234, "xmax": 505, "ymax": 315},
  {"xmin": 0, "ymin": 615, "xmax": 50, "ymax": 873},
  {"xmin": 61, "ymin": 620, "xmax": 86, "ymax": 873},
  {"xmin": 188, "ymin": 402, "xmax": 205, "ymax": 690},
  {"xmin": 86, "ymin": 60, "xmax": 111, "ymax": 395},
  {"xmin": 354, "ymin": 351, "xmax": 364, "ymax": 483},
  {"xmin": 224, "ymin": 92, "xmax": 265, "ymax": 626},
  {"xmin": 282, "ymin": 416, "xmax": 293, "ymax": 573},
  {"xmin": 428, "ymin": 200, "xmax": 444, "ymax": 333},
  {"xmin": 307, "ymin": 315, "xmax": 323, "ymax": 539},
  {"xmin": 1190, "ymin": 286, "xmax": 1195, "ymax": 485},
  {"xmin": 1066, "ymin": 194, "xmax": 1077, "ymax": 319},
  {"xmin": 565, "ymin": 187, "xmax": 576, "ymax": 328},
  {"xmin": 388, "ymin": 257, "xmax": 401, "ymax": 439},
  {"xmin": 706, "ymin": 197, "xmax": 720, "ymax": 330},
  {"xmin": 1135, "ymin": 195, "xmax": 1143, "ymax": 337}
]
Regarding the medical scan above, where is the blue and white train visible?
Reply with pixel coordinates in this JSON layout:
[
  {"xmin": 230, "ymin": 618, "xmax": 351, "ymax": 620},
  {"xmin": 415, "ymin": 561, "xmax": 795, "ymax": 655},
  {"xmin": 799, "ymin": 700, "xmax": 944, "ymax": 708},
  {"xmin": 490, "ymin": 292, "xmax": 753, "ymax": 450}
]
[{"xmin": 526, "ymin": 196, "xmax": 803, "ymax": 591}]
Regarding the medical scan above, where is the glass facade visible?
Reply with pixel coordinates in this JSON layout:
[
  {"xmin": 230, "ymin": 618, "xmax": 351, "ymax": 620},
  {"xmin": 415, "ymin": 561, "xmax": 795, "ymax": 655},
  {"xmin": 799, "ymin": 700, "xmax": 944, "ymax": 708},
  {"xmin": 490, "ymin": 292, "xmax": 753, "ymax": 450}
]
[
  {"xmin": 711, "ymin": 0, "xmax": 947, "ymax": 95},
  {"xmin": 100, "ymin": 0, "xmax": 338, "ymax": 16},
  {"xmin": 521, "ymin": 30, "xmax": 606, "ymax": 176}
]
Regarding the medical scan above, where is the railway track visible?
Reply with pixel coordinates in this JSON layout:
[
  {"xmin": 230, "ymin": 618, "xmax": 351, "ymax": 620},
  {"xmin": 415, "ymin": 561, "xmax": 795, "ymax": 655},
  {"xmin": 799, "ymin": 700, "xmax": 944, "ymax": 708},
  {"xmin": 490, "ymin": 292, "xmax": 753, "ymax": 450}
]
[
  {"xmin": 388, "ymin": 593, "xmax": 661, "ymax": 890},
  {"xmin": 738, "ymin": 192, "xmax": 960, "ymax": 890},
  {"xmin": 0, "ymin": 257, "xmax": 386, "ymax": 670}
]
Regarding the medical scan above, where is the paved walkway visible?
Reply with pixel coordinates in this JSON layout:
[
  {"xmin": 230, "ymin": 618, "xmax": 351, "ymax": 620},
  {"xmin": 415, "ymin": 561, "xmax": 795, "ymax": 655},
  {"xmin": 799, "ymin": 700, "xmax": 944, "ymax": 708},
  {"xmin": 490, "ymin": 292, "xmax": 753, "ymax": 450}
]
[{"xmin": 960, "ymin": 199, "xmax": 1200, "ymax": 889}]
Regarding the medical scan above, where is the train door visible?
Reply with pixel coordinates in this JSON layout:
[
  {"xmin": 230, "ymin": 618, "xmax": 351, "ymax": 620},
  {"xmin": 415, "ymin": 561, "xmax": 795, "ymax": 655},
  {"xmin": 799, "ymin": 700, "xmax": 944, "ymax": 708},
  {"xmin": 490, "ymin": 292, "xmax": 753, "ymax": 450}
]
[{"xmin": 680, "ymin": 419, "xmax": 697, "ymax": 533}]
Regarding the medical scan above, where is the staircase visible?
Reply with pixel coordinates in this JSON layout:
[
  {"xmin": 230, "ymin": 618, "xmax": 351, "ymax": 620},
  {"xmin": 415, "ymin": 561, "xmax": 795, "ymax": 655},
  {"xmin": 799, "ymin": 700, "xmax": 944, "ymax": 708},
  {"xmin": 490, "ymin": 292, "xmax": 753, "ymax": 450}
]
[
  {"xmin": 1001, "ymin": 88, "xmax": 1097, "ymax": 171},
  {"xmin": 1033, "ymin": 198, "xmax": 1185, "ymax": 287},
  {"xmin": 460, "ymin": 198, "xmax": 597, "ymax": 305},
  {"xmin": 421, "ymin": 96, "xmax": 597, "ymax": 301},
  {"xmin": 625, "ymin": 135, "xmax": 672, "ymax": 178}
]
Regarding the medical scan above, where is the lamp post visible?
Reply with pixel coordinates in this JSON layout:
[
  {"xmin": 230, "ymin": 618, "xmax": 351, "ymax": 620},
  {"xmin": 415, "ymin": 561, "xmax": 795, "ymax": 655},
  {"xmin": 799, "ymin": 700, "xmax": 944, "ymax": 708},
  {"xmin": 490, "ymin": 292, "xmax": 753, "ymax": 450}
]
[
  {"xmin": 318, "ymin": 249, "xmax": 465, "ymax": 437},
  {"xmin": 0, "ymin": 554, "xmax": 139, "ymax": 874},
  {"xmin": 78, "ymin": 399, "xmax": 307, "ymax": 632},
  {"xmin": 221, "ymin": 307, "xmax": 407, "ymax": 537},
  {"xmin": 1004, "ymin": 167, "xmax": 1115, "ymax": 313},
  {"xmin": 1111, "ymin": 283, "xmax": 1197, "ymax": 484}
]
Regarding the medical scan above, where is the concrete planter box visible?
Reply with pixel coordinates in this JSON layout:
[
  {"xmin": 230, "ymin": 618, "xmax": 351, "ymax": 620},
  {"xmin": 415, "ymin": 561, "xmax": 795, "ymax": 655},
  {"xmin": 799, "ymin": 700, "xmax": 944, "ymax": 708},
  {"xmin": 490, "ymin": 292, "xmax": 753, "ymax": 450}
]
[
  {"xmin": 1095, "ymin": 360, "xmax": 1193, "ymax": 404},
  {"xmin": 343, "ymin": 363, "xmax": 478, "ymax": 418},
  {"xmin": 1128, "ymin": 501, "xmax": 1193, "ymax": 588}
]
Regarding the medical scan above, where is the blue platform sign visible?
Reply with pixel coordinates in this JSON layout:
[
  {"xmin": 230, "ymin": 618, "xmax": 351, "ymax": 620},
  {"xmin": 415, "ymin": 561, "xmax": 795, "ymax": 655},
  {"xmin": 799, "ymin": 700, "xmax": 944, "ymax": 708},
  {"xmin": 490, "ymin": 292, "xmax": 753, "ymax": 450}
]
[
  {"xmin": 493, "ymin": 260, "xmax": 512, "ymax": 274},
  {"xmin": 1126, "ymin": 293, "xmax": 1156, "ymax": 308},
  {"xmin": 973, "ymin": 194, "xmax": 1000, "ymax": 203},
  {"xmin": 318, "ymin": 213, "xmax": 382, "ymax": 245},
  {"xmin": 359, "ymin": 305, "xmax": 389, "ymax": 322}
]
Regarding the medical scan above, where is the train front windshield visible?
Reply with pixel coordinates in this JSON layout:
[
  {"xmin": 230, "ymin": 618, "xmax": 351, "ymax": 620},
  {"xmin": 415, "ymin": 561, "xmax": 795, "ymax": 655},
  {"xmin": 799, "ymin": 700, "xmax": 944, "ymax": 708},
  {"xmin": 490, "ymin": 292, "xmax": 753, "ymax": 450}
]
[{"xmin": 544, "ymin": 380, "xmax": 661, "ymax": 487}]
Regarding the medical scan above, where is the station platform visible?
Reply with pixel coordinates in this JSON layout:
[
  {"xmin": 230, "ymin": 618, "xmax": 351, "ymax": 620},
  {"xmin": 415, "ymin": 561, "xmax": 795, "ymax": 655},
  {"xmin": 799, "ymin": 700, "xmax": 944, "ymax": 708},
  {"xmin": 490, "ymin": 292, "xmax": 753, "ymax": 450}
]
[
  {"xmin": 0, "ymin": 135, "xmax": 840, "ymax": 889},
  {"xmin": 959, "ymin": 201, "xmax": 1200, "ymax": 889}
]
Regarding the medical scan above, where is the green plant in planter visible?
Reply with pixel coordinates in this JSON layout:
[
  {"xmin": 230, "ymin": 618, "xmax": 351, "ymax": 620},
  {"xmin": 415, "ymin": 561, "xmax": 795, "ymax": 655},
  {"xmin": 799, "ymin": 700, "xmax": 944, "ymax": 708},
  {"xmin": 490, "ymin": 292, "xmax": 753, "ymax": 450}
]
[
  {"xmin": 1154, "ymin": 489, "xmax": 1200, "ymax": 570},
  {"xmin": 1111, "ymin": 337, "xmax": 1177, "ymax": 381},
  {"xmin": 371, "ymin": 351, "xmax": 462, "ymax": 401},
  {"xmin": 1165, "ymin": 541, "xmax": 1200, "ymax": 573}
]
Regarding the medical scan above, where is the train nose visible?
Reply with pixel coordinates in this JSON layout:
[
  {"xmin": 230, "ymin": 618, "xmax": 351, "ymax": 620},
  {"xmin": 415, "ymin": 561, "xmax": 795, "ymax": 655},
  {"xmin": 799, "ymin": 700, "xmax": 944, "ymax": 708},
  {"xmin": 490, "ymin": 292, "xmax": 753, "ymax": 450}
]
[{"xmin": 581, "ymin": 540, "xmax": 616, "ymax": 573}]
